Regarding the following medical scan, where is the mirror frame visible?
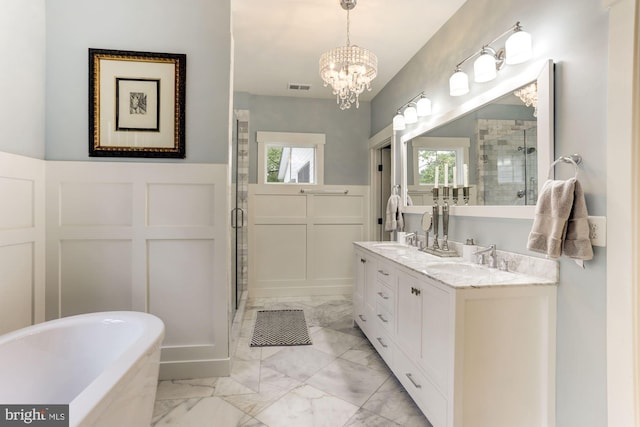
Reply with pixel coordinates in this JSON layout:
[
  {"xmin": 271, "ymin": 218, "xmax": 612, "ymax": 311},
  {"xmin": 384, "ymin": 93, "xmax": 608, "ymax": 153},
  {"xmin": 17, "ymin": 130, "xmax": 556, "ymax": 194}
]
[{"xmin": 398, "ymin": 59, "xmax": 554, "ymax": 219}]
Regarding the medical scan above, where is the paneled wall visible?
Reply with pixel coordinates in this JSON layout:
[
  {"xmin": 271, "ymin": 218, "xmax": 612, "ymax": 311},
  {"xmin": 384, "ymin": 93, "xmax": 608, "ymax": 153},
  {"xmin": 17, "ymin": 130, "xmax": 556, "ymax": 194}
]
[
  {"xmin": 46, "ymin": 161, "xmax": 229, "ymax": 379},
  {"xmin": 0, "ymin": 153, "xmax": 45, "ymax": 334},
  {"xmin": 249, "ymin": 185, "xmax": 369, "ymax": 297}
]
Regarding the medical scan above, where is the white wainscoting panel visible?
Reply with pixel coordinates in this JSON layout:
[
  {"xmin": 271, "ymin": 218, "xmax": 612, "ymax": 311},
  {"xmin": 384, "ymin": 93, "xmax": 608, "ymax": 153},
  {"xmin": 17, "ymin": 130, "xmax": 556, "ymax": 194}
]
[
  {"xmin": 46, "ymin": 162, "xmax": 229, "ymax": 379},
  {"xmin": 148, "ymin": 239, "xmax": 216, "ymax": 346},
  {"xmin": 147, "ymin": 184, "xmax": 215, "ymax": 227},
  {"xmin": 0, "ymin": 243, "xmax": 34, "ymax": 334},
  {"xmin": 249, "ymin": 185, "xmax": 369, "ymax": 297},
  {"xmin": 254, "ymin": 224, "xmax": 308, "ymax": 283},
  {"xmin": 0, "ymin": 152, "xmax": 45, "ymax": 334},
  {"xmin": 60, "ymin": 183, "xmax": 133, "ymax": 226},
  {"xmin": 60, "ymin": 239, "xmax": 133, "ymax": 317}
]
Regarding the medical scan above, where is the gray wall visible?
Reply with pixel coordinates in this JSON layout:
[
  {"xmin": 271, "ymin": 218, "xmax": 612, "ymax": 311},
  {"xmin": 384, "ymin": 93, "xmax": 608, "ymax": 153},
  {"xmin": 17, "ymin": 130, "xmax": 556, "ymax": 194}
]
[
  {"xmin": 235, "ymin": 93, "xmax": 370, "ymax": 185},
  {"xmin": 0, "ymin": 0, "xmax": 46, "ymax": 158},
  {"xmin": 45, "ymin": 0, "xmax": 231, "ymax": 163},
  {"xmin": 380, "ymin": 0, "xmax": 608, "ymax": 425}
]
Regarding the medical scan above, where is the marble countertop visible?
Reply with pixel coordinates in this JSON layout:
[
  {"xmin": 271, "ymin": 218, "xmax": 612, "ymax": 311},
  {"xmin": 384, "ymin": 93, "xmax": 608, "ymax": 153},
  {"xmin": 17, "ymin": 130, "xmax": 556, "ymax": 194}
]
[{"xmin": 354, "ymin": 241, "xmax": 558, "ymax": 289}]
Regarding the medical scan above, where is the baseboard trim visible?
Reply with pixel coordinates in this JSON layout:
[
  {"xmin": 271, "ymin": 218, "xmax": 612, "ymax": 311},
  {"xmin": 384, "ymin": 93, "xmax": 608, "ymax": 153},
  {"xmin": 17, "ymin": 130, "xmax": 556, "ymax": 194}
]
[
  {"xmin": 159, "ymin": 358, "xmax": 230, "ymax": 380},
  {"xmin": 248, "ymin": 285, "xmax": 351, "ymax": 298}
]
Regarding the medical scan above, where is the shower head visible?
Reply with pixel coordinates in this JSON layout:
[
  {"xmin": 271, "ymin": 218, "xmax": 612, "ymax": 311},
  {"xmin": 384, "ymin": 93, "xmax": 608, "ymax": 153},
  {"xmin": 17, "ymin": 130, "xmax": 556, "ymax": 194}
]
[{"xmin": 517, "ymin": 146, "xmax": 536, "ymax": 154}]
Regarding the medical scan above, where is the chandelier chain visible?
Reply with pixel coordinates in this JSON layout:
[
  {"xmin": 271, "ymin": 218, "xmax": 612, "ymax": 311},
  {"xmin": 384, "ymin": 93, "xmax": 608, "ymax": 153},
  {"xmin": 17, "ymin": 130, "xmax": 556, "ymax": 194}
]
[{"xmin": 346, "ymin": 9, "xmax": 350, "ymax": 46}]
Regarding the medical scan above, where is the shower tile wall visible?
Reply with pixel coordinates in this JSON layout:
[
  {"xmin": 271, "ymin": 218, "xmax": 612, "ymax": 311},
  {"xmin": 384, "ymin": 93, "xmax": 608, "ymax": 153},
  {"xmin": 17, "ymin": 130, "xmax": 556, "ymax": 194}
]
[{"xmin": 476, "ymin": 119, "xmax": 537, "ymax": 205}]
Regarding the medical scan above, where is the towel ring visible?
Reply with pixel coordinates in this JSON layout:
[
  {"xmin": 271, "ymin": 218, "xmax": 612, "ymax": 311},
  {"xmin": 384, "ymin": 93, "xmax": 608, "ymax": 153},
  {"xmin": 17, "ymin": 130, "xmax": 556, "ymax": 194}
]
[{"xmin": 547, "ymin": 155, "xmax": 581, "ymax": 179}]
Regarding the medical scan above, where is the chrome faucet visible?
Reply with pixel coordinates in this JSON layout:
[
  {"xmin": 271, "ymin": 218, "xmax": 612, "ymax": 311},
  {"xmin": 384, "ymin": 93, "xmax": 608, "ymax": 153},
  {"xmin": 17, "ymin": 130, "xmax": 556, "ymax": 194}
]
[
  {"xmin": 405, "ymin": 232, "xmax": 418, "ymax": 247},
  {"xmin": 474, "ymin": 244, "xmax": 497, "ymax": 268}
]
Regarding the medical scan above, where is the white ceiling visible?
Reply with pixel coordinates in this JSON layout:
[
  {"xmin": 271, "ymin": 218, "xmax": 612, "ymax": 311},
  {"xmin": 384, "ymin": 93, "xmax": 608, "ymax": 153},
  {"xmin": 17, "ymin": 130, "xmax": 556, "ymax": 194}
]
[{"xmin": 232, "ymin": 0, "xmax": 468, "ymax": 102}]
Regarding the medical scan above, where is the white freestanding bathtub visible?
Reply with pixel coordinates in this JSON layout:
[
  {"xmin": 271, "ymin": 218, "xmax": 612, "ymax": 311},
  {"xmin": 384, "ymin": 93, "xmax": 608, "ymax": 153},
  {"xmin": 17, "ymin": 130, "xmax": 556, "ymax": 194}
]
[{"xmin": 0, "ymin": 311, "xmax": 164, "ymax": 427}]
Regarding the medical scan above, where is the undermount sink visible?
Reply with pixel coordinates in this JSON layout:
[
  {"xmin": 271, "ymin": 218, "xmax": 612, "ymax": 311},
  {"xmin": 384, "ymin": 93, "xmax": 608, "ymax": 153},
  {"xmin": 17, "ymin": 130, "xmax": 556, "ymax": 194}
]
[{"xmin": 426, "ymin": 262, "xmax": 493, "ymax": 277}]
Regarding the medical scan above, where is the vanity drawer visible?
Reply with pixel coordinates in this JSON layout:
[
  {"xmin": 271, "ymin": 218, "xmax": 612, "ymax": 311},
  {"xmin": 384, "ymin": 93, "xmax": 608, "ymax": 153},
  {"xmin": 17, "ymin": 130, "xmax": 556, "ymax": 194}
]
[
  {"xmin": 375, "ymin": 281, "xmax": 395, "ymax": 314},
  {"xmin": 370, "ymin": 326, "xmax": 394, "ymax": 366},
  {"xmin": 376, "ymin": 262, "xmax": 396, "ymax": 286},
  {"xmin": 375, "ymin": 303, "xmax": 394, "ymax": 334},
  {"xmin": 395, "ymin": 348, "xmax": 447, "ymax": 427}
]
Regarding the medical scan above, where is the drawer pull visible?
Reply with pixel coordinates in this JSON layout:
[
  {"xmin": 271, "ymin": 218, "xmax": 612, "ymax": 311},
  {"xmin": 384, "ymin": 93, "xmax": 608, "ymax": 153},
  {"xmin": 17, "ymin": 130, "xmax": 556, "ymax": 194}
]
[
  {"xmin": 406, "ymin": 373, "xmax": 422, "ymax": 389},
  {"xmin": 377, "ymin": 314, "xmax": 389, "ymax": 323},
  {"xmin": 411, "ymin": 287, "xmax": 421, "ymax": 296},
  {"xmin": 378, "ymin": 269, "xmax": 390, "ymax": 276},
  {"xmin": 360, "ymin": 258, "xmax": 366, "ymax": 263},
  {"xmin": 358, "ymin": 314, "xmax": 367, "ymax": 322},
  {"xmin": 377, "ymin": 291, "xmax": 389, "ymax": 300},
  {"xmin": 376, "ymin": 337, "xmax": 388, "ymax": 348}
]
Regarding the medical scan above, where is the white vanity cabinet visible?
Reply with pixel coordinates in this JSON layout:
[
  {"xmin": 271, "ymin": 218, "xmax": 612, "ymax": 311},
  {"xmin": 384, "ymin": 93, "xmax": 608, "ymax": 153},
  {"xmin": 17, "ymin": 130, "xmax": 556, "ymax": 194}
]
[{"xmin": 353, "ymin": 243, "xmax": 557, "ymax": 427}]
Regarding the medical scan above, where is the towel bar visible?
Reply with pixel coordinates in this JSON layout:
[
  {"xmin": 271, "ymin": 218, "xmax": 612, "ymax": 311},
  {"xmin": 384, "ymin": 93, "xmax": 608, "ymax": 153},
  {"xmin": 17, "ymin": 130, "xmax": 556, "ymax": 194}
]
[
  {"xmin": 300, "ymin": 189, "xmax": 349, "ymax": 194},
  {"xmin": 548, "ymin": 154, "xmax": 582, "ymax": 179}
]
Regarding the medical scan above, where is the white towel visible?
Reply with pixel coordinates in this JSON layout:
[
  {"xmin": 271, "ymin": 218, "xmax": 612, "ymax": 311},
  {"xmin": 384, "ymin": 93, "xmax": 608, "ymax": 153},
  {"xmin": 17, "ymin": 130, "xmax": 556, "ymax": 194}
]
[{"xmin": 384, "ymin": 194, "xmax": 404, "ymax": 232}]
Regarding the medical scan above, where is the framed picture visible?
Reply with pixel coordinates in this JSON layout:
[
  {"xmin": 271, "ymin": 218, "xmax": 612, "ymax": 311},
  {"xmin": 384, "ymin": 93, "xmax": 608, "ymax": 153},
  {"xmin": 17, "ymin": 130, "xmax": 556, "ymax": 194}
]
[{"xmin": 89, "ymin": 48, "xmax": 186, "ymax": 158}]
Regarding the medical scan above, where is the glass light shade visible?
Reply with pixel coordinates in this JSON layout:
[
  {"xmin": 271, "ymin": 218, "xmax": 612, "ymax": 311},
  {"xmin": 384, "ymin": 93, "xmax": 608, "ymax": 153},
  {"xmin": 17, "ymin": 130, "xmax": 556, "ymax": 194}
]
[
  {"xmin": 505, "ymin": 30, "xmax": 532, "ymax": 64},
  {"xmin": 393, "ymin": 112, "xmax": 406, "ymax": 131},
  {"xmin": 416, "ymin": 97, "xmax": 432, "ymax": 116},
  {"xmin": 449, "ymin": 70, "xmax": 469, "ymax": 96},
  {"xmin": 474, "ymin": 52, "xmax": 497, "ymax": 83},
  {"xmin": 403, "ymin": 105, "xmax": 418, "ymax": 124}
]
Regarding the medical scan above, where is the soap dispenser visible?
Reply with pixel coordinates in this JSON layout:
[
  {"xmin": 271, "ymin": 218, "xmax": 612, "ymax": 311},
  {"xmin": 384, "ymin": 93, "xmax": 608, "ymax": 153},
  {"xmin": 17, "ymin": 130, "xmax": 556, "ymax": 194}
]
[{"xmin": 462, "ymin": 238, "xmax": 478, "ymax": 262}]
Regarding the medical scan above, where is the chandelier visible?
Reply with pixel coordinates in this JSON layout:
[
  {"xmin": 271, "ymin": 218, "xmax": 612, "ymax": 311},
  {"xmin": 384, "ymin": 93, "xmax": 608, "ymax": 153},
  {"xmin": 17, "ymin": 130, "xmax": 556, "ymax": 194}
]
[
  {"xmin": 319, "ymin": 0, "xmax": 378, "ymax": 110},
  {"xmin": 514, "ymin": 82, "xmax": 538, "ymax": 117}
]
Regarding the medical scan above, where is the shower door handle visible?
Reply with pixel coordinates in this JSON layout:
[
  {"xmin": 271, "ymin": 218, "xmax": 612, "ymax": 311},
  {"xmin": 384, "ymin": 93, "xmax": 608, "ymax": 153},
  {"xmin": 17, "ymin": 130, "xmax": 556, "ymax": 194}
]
[{"xmin": 231, "ymin": 208, "xmax": 245, "ymax": 229}]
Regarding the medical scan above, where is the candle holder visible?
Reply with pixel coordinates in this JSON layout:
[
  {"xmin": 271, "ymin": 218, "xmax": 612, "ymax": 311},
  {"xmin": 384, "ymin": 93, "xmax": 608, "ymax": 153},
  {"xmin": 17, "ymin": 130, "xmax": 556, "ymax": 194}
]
[
  {"xmin": 441, "ymin": 187, "xmax": 450, "ymax": 252},
  {"xmin": 421, "ymin": 187, "xmax": 458, "ymax": 258},
  {"xmin": 431, "ymin": 188, "xmax": 440, "ymax": 250},
  {"xmin": 463, "ymin": 186, "xmax": 470, "ymax": 205},
  {"xmin": 452, "ymin": 187, "xmax": 459, "ymax": 205}
]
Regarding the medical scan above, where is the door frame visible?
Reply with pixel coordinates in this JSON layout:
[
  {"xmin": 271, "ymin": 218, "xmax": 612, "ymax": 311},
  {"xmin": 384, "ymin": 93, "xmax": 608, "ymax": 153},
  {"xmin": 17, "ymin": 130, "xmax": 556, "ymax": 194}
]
[{"xmin": 368, "ymin": 124, "xmax": 394, "ymax": 241}]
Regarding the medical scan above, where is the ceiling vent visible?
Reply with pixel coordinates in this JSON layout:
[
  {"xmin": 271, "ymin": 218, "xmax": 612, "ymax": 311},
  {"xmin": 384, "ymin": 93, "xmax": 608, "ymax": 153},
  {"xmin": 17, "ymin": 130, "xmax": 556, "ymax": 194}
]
[{"xmin": 287, "ymin": 83, "xmax": 312, "ymax": 92}]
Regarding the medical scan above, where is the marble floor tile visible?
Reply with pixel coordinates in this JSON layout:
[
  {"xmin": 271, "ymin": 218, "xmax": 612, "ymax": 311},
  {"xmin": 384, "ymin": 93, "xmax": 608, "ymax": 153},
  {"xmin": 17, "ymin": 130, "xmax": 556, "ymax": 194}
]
[
  {"xmin": 306, "ymin": 357, "xmax": 390, "ymax": 406},
  {"xmin": 261, "ymin": 345, "xmax": 337, "ymax": 382},
  {"xmin": 221, "ymin": 384, "xmax": 291, "ymax": 417},
  {"xmin": 155, "ymin": 378, "xmax": 217, "ymax": 400},
  {"xmin": 254, "ymin": 384, "xmax": 359, "ymax": 427},
  {"xmin": 154, "ymin": 295, "xmax": 433, "ymax": 427},
  {"xmin": 154, "ymin": 396, "xmax": 246, "ymax": 426},
  {"xmin": 344, "ymin": 408, "xmax": 403, "ymax": 427},
  {"xmin": 363, "ymin": 376, "xmax": 433, "ymax": 427},
  {"xmin": 310, "ymin": 327, "xmax": 368, "ymax": 357}
]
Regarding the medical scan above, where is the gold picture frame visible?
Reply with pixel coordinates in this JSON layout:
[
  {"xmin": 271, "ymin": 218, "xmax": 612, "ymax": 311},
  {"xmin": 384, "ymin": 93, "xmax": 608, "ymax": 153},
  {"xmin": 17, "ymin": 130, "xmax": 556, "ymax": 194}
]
[{"xmin": 89, "ymin": 48, "xmax": 186, "ymax": 158}]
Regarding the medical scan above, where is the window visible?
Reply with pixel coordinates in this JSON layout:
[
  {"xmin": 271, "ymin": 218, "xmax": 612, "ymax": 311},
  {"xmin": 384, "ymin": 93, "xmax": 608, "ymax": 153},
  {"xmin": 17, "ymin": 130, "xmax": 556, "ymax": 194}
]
[
  {"xmin": 257, "ymin": 132, "xmax": 325, "ymax": 185},
  {"xmin": 412, "ymin": 137, "xmax": 470, "ymax": 186}
]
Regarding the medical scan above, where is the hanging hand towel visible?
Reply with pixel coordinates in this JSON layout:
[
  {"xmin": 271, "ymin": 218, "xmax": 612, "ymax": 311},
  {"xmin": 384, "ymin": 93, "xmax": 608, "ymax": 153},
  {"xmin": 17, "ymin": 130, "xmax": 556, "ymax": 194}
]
[
  {"xmin": 527, "ymin": 178, "xmax": 576, "ymax": 258},
  {"xmin": 527, "ymin": 177, "xmax": 593, "ymax": 265},
  {"xmin": 562, "ymin": 179, "xmax": 594, "ymax": 265},
  {"xmin": 384, "ymin": 194, "xmax": 404, "ymax": 232}
]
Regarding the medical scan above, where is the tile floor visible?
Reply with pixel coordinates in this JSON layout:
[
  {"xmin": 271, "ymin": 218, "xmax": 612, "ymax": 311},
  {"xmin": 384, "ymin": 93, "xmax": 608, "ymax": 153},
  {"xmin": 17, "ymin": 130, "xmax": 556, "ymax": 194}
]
[{"xmin": 152, "ymin": 295, "xmax": 432, "ymax": 427}]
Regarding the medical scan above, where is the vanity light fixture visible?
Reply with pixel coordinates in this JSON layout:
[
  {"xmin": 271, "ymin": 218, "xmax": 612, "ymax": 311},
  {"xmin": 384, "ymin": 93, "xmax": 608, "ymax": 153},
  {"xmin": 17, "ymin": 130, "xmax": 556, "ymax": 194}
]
[
  {"xmin": 449, "ymin": 21, "xmax": 532, "ymax": 96},
  {"xmin": 393, "ymin": 110, "xmax": 407, "ymax": 131},
  {"xmin": 392, "ymin": 92, "xmax": 432, "ymax": 130}
]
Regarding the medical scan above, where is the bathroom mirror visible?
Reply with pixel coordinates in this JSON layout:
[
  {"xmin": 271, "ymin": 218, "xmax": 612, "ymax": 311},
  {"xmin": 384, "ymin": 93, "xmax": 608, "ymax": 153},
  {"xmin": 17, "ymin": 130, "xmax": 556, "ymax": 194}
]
[{"xmin": 399, "ymin": 59, "xmax": 554, "ymax": 219}]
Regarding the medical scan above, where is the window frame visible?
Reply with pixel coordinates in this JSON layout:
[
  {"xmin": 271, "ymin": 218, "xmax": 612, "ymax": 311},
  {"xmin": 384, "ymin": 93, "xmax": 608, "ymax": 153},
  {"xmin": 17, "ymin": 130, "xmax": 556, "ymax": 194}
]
[
  {"xmin": 411, "ymin": 137, "xmax": 470, "ymax": 187},
  {"xmin": 256, "ymin": 131, "xmax": 325, "ymax": 185}
]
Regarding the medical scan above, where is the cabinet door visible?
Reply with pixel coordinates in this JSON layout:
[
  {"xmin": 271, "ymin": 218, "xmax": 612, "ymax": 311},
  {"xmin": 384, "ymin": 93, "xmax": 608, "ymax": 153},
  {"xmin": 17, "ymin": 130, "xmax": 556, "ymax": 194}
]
[
  {"xmin": 353, "ymin": 251, "xmax": 368, "ymax": 329},
  {"xmin": 395, "ymin": 269, "xmax": 422, "ymax": 360},
  {"xmin": 420, "ymin": 279, "xmax": 452, "ymax": 393}
]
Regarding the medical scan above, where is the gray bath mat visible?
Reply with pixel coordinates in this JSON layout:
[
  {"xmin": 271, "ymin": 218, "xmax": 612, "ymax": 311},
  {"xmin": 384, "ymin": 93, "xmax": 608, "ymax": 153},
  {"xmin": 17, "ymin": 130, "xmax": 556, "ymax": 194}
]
[{"xmin": 250, "ymin": 309, "xmax": 312, "ymax": 347}]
